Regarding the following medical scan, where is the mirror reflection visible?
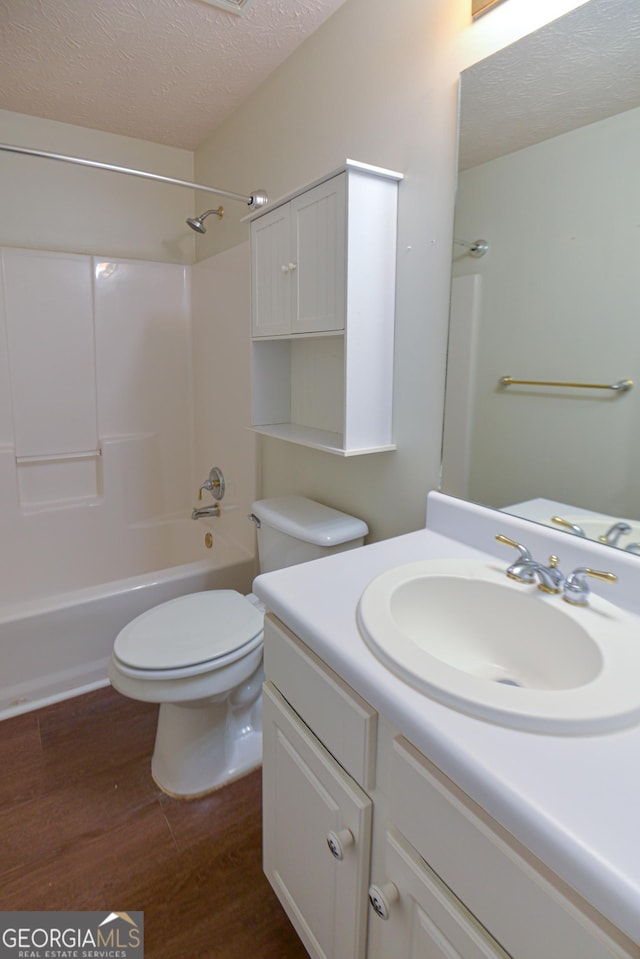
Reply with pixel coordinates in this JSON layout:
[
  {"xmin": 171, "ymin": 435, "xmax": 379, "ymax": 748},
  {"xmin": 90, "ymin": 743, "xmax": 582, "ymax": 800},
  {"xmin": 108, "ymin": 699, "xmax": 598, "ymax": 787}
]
[{"xmin": 442, "ymin": 0, "xmax": 640, "ymax": 552}]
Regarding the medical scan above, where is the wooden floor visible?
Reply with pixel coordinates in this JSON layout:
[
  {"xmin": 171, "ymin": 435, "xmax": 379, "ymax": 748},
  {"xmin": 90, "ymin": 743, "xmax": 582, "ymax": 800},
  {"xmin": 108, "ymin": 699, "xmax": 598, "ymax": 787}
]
[{"xmin": 0, "ymin": 686, "xmax": 308, "ymax": 959}]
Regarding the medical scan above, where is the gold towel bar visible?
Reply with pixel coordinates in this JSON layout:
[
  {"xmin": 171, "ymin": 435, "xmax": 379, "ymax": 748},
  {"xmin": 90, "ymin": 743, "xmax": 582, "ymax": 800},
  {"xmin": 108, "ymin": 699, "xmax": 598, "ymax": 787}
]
[{"xmin": 499, "ymin": 377, "xmax": 633, "ymax": 393}]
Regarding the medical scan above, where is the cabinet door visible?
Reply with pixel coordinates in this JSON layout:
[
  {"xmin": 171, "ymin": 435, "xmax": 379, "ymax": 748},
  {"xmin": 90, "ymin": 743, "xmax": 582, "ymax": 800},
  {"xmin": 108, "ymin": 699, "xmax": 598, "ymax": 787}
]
[
  {"xmin": 251, "ymin": 203, "xmax": 293, "ymax": 337},
  {"xmin": 290, "ymin": 174, "xmax": 346, "ymax": 334},
  {"xmin": 262, "ymin": 682, "xmax": 372, "ymax": 959},
  {"xmin": 368, "ymin": 830, "xmax": 510, "ymax": 959}
]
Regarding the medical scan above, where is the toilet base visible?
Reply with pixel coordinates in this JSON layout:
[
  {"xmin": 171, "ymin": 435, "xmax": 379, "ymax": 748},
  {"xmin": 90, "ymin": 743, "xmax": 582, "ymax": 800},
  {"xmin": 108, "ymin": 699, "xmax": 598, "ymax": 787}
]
[
  {"xmin": 152, "ymin": 729, "xmax": 262, "ymax": 799},
  {"xmin": 150, "ymin": 664, "xmax": 264, "ymax": 799}
]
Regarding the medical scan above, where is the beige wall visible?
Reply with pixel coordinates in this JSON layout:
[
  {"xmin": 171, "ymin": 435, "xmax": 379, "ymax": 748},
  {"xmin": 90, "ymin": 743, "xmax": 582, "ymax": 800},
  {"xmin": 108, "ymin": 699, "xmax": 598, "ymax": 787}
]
[
  {"xmin": 194, "ymin": 0, "xmax": 464, "ymax": 541},
  {"xmin": 192, "ymin": 0, "xmax": 590, "ymax": 542},
  {"xmin": 0, "ymin": 110, "xmax": 195, "ymax": 263}
]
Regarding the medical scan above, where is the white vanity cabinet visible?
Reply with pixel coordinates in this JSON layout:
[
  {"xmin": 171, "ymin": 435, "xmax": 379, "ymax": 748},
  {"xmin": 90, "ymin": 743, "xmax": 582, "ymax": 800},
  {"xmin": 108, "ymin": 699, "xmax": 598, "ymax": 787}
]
[
  {"xmin": 262, "ymin": 684, "xmax": 372, "ymax": 959},
  {"xmin": 262, "ymin": 614, "xmax": 638, "ymax": 959},
  {"xmin": 249, "ymin": 161, "xmax": 401, "ymax": 455},
  {"xmin": 368, "ymin": 829, "xmax": 510, "ymax": 959}
]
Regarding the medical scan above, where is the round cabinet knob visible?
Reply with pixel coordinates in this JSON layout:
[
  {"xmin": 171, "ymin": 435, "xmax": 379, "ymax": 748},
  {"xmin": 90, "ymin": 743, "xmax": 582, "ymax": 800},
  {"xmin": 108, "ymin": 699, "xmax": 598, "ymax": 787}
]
[
  {"xmin": 368, "ymin": 882, "xmax": 399, "ymax": 920},
  {"xmin": 326, "ymin": 828, "xmax": 354, "ymax": 860},
  {"xmin": 288, "ymin": 261, "xmax": 297, "ymax": 272},
  {"xmin": 281, "ymin": 264, "xmax": 290, "ymax": 273}
]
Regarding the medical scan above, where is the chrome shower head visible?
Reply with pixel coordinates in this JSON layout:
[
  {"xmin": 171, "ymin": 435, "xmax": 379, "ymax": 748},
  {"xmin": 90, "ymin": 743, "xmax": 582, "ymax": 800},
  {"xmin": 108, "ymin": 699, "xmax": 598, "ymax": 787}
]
[
  {"xmin": 186, "ymin": 206, "xmax": 224, "ymax": 233},
  {"xmin": 186, "ymin": 216, "xmax": 206, "ymax": 234}
]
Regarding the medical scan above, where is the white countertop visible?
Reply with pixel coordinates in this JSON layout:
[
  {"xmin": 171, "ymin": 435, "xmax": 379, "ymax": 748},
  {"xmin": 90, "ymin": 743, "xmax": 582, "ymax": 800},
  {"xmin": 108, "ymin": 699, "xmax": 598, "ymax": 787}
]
[{"xmin": 253, "ymin": 515, "xmax": 640, "ymax": 946}]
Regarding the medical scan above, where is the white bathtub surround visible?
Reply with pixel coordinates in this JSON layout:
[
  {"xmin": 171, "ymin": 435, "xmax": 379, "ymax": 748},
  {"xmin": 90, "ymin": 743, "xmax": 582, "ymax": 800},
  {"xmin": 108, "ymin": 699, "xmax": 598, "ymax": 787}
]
[
  {"xmin": 3, "ymin": 249, "xmax": 98, "ymax": 462},
  {"xmin": 0, "ymin": 249, "xmax": 193, "ymax": 601},
  {"xmin": 253, "ymin": 491, "xmax": 640, "ymax": 945},
  {"xmin": 0, "ymin": 242, "xmax": 259, "ymax": 718}
]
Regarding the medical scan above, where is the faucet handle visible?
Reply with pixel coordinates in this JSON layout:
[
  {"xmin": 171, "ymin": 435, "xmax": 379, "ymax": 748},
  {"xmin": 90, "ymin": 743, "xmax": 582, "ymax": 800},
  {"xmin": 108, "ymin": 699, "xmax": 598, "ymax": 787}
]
[
  {"xmin": 495, "ymin": 534, "xmax": 537, "ymax": 584},
  {"xmin": 551, "ymin": 516, "xmax": 586, "ymax": 537},
  {"xmin": 563, "ymin": 567, "xmax": 617, "ymax": 606},
  {"xmin": 199, "ymin": 466, "xmax": 225, "ymax": 501},
  {"xmin": 495, "ymin": 534, "xmax": 532, "ymax": 560},
  {"xmin": 598, "ymin": 522, "xmax": 631, "ymax": 547}
]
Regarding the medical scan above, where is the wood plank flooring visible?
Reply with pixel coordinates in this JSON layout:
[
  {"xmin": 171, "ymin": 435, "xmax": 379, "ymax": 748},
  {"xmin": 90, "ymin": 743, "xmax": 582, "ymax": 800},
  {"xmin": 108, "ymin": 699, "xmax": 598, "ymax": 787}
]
[{"xmin": 0, "ymin": 686, "xmax": 308, "ymax": 959}]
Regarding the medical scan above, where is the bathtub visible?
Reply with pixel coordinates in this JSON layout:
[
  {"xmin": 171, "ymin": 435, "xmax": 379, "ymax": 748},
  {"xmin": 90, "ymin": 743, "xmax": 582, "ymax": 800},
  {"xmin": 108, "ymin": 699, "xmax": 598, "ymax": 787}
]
[{"xmin": 0, "ymin": 520, "xmax": 256, "ymax": 720}]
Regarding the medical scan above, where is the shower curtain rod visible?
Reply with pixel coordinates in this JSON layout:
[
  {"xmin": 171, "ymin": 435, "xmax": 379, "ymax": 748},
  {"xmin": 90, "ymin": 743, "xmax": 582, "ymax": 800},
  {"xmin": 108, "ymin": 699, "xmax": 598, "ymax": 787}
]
[{"xmin": 0, "ymin": 142, "xmax": 269, "ymax": 210}]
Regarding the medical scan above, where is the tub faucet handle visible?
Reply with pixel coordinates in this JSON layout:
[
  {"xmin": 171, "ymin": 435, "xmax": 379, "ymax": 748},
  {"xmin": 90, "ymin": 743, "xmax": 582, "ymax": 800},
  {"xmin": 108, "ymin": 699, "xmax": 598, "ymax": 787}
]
[{"xmin": 199, "ymin": 466, "xmax": 225, "ymax": 501}]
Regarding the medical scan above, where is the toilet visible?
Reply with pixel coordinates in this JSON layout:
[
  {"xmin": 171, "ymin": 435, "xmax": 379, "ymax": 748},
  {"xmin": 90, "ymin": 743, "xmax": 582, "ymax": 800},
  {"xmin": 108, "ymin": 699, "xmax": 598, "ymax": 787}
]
[{"xmin": 109, "ymin": 495, "xmax": 368, "ymax": 798}]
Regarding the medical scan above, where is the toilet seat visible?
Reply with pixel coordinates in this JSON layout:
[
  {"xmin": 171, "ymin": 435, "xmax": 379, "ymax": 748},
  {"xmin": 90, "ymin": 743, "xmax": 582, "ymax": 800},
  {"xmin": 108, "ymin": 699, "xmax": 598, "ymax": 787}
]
[{"xmin": 113, "ymin": 590, "xmax": 264, "ymax": 680}]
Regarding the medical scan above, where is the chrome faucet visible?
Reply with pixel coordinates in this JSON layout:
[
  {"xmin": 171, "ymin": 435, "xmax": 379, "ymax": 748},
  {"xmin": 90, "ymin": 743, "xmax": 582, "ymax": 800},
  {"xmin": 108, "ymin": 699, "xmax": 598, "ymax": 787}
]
[
  {"xmin": 562, "ymin": 567, "xmax": 617, "ymax": 606},
  {"xmin": 192, "ymin": 502, "xmax": 221, "ymax": 520},
  {"xmin": 496, "ymin": 535, "xmax": 619, "ymax": 605},
  {"xmin": 526, "ymin": 556, "xmax": 564, "ymax": 594},
  {"xmin": 598, "ymin": 522, "xmax": 631, "ymax": 547},
  {"xmin": 496, "ymin": 534, "xmax": 563, "ymax": 593}
]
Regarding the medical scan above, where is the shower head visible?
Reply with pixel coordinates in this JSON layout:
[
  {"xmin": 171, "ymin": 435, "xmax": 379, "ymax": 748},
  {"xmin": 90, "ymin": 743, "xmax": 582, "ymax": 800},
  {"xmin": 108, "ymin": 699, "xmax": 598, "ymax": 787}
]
[{"xmin": 186, "ymin": 206, "xmax": 224, "ymax": 233}]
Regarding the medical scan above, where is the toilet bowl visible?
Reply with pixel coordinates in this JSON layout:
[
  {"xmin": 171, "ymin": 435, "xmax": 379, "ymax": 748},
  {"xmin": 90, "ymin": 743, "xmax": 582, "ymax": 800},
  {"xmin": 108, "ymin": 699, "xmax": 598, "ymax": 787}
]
[
  {"xmin": 109, "ymin": 495, "xmax": 368, "ymax": 798},
  {"xmin": 110, "ymin": 590, "xmax": 265, "ymax": 798}
]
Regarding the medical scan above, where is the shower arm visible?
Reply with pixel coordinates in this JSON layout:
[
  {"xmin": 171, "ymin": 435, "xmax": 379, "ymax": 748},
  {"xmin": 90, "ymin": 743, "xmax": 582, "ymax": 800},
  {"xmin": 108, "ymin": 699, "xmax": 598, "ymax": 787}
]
[{"xmin": 0, "ymin": 143, "xmax": 268, "ymax": 210}]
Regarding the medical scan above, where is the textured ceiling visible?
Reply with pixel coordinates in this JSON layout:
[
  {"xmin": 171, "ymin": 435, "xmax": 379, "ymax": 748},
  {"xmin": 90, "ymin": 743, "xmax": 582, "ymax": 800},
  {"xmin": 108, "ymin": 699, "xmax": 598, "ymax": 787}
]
[
  {"xmin": 0, "ymin": 0, "xmax": 348, "ymax": 150},
  {"xmin": 460, "ymin": 0, "xmax": 640, "ymax": 169}
]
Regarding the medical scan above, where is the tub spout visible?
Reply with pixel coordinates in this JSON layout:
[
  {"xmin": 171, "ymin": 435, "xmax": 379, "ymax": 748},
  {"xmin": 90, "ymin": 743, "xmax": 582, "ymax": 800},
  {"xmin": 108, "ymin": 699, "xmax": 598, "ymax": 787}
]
[{"xmin": 191, "ymin": 503, "xmax": 220, "ymax": 519}]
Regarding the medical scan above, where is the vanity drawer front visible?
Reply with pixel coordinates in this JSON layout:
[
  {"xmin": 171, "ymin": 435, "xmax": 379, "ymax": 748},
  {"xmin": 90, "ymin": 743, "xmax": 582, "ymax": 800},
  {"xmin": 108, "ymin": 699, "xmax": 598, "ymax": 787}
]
[
  {"xmin": 389, "ymin": 736, "xmax": 635, "ymax": 959},
  {"xmin": 264, "ymin": 614, "xmax": 377, "ymax": 788}
]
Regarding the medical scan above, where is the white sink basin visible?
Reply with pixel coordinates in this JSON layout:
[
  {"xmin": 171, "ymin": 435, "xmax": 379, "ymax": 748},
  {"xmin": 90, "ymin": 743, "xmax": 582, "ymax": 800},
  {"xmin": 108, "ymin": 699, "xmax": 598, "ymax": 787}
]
[{"xmin": 357, "ymin": 559, "xmax": 640, "ymax": 734}]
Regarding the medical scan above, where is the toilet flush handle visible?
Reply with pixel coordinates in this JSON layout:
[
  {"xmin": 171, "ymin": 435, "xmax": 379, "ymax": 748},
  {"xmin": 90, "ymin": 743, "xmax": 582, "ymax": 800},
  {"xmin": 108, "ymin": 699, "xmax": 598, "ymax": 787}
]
[{"xmin": 248, "ymin": 513, "xmax": 261, "ymax": 528}]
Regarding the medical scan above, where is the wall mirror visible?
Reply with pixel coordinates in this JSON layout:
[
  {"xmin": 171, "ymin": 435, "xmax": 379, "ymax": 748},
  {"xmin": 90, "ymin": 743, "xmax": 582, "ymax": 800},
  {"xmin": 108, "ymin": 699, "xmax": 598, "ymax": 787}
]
[{"xmin": 442, "ymin": 0, "xmax": 640, "ymax": 553}]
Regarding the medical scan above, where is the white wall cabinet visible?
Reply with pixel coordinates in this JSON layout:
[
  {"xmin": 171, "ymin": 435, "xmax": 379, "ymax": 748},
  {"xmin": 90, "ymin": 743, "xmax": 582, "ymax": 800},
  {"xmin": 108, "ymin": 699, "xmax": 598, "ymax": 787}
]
[
  {"xmin": 262, "ymin": 614, "xmax": 637, "ymax": 959},
  {"xmin": 251, "ymin": 175, "xmax": 346, "ymax": 337},
  {"xmin": 250, "ymin": 161, "xmax": 401, "ymax": 455}
]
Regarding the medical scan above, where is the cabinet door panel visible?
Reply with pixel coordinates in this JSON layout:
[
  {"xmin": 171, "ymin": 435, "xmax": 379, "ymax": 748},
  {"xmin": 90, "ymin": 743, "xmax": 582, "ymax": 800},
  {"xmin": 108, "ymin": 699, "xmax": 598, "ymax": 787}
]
[
  {"xmin": 291, "ymin": 174, "xmax": 346, "ymax": 334},
  {"xmin": 251, "ymin": 204, "xmax": 292, "ymax": 336},
  {"xmin": 263, "ymin": 682, "xmax": 372, "ymax": 959},
  {"xmin": 369, "ymin": 830, "xmax": 509, "ymax": 959},
  {"xmin": 390, "ymin": 738, "xmax": 632, "ymax": 959}
]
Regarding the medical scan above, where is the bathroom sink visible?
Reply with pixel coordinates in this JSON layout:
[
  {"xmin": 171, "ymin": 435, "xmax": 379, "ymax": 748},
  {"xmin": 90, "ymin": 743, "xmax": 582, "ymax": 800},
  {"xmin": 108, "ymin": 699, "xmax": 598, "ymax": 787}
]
[{"xmin": 357, "ymin": 559, "xmax": 640, "ymax": 734}]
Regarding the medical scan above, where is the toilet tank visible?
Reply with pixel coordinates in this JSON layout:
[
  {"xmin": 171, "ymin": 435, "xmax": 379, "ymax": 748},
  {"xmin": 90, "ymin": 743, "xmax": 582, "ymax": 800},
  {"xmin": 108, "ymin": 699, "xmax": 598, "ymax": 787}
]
[{"xmin": 250, "ymin": 495, "xmax": 368, "ymax": 573}]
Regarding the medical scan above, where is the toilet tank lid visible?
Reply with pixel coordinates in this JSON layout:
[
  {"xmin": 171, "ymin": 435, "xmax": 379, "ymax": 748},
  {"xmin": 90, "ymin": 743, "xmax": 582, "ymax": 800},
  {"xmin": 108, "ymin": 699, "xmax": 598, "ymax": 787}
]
[{"xmin": 251, "ymin": 495, "xmax": 368, "ymax": 546}]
